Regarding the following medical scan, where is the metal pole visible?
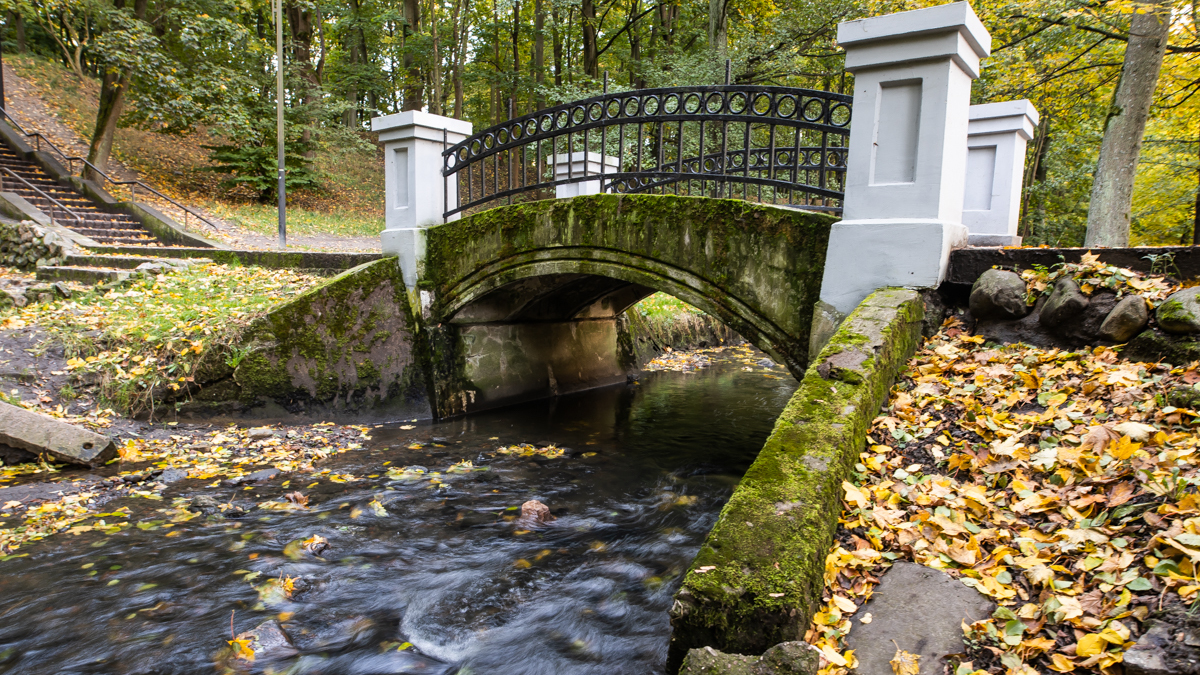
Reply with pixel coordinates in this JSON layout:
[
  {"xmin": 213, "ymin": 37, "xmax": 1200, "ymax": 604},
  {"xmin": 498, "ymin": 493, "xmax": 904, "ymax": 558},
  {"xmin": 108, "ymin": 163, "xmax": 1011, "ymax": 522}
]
[
  {"xmin": 0, "ymin": 17, "xmax": 7, "ymax": 110},
  {"xmin": 725, "ymin": 59, "xmax": 731, "ymax": 85},
  {"xmin": 603, "ymin": 70, "xmax": 608, "ymax": 94},
  {"xmin": 275, "ymin": 0, "xmax": 286, "ymax": 249}
]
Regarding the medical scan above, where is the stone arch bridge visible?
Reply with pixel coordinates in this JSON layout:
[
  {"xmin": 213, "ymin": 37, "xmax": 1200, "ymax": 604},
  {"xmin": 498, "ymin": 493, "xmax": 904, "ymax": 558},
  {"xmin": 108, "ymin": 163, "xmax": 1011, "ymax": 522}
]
[{"xmin": 419, "ymin": 194, "xmax": 831, "ymax": 416}]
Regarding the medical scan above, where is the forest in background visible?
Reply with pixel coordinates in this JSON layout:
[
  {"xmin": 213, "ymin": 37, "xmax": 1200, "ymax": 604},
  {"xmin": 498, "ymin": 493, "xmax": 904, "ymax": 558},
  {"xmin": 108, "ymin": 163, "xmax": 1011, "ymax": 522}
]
[{"xmin": 0, "ymin": 0, "xmax": 1197, "ymax": 246}]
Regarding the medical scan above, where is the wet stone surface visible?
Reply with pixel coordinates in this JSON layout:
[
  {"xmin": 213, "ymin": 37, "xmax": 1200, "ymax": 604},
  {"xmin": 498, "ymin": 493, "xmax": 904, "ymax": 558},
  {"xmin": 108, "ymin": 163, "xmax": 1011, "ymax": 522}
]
[{"xmin": 0, "ymin": 350, "xmax": 795, "ymax": 674}]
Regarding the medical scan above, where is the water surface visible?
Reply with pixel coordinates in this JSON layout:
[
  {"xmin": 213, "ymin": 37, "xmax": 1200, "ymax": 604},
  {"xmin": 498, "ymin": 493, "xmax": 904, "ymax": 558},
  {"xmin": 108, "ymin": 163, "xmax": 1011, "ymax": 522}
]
[{"xmin": 0, "ymin": 348, "xmax": 797, "ymax": 675}]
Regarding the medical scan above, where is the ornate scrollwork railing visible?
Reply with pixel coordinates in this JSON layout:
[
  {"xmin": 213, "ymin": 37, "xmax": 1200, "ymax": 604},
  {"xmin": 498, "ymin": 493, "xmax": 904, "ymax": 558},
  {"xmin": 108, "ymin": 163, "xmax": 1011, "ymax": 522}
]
[{"xmin": 442, "ymin": 85, "xmax": 852, "ymax": 218}]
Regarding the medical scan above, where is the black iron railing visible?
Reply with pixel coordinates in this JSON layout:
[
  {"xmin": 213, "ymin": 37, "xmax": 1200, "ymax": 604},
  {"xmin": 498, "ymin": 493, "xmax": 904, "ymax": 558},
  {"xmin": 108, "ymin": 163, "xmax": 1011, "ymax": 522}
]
[
  {"xmin": 0, "ymin": 107, "xmax": 222, "ymax": 234},
  {"xmin": 442, "ymin": 85, "xmax": 852, "ymax": 219}
]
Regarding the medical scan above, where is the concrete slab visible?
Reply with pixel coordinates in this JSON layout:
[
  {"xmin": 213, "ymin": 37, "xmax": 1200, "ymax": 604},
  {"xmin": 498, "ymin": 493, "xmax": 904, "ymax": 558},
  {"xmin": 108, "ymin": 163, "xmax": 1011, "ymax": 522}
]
[
  {"xmin": 0, "ymin": 400, "xmax": 117, "ymax": 466},
  {"xmin": 845, "ymin": 562, "xmax": 994, "ymax": 675}
]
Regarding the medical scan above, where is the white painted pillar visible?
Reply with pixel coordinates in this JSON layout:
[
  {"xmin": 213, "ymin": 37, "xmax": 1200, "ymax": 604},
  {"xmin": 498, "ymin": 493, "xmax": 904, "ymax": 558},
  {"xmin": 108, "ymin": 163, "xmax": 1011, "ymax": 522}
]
[
  {"xmin": 370, "ymin": 111, "xmax": 473, "ymax": 287},
  {"xmin": 818, "ymin": 2, "xmax": 991, "ymax": 316},
  {"xmin": 553, "ymin": 153, "xmax": 621, "ymax": 198},
  {"xmin": 963, "ymin": 100, "xmax": 1039, "ymax": 247}
]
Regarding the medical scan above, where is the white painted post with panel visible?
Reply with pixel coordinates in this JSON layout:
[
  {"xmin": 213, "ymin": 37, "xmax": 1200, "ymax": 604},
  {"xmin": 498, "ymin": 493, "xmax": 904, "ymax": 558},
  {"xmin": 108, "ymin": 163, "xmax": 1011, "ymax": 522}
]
[
  {"xmin": 963, "ymin": 100, "xmax": 1039, "ymax": 246},
  {"xmin": 553, "ymin": 153, "xmax": 620, "ymax": 198},
  {"xmin": 371, "ymin": 111, "xmax": 473, "ymax": 287},
  {"xmin": 818, "ymin": 2, "xmax": 991, "ymax": 320}
]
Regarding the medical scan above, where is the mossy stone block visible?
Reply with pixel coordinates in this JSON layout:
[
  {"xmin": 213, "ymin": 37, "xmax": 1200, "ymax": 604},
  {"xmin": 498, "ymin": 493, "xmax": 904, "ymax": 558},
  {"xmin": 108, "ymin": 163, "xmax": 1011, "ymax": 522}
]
[
  {"xmin": 1157, "ymin": 287, "xmax": 1200, "ymax": 334},
  {"xmin": 666, "ymin": 288, "xmax": 924, "ymax": 670}
]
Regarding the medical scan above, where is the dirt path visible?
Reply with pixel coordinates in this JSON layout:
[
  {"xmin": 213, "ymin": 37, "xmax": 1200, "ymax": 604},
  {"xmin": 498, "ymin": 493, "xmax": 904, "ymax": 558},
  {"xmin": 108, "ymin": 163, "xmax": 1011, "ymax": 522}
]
[{"xmin": 0, "ymin": 65, "xmax": 379, "ymax": 253}]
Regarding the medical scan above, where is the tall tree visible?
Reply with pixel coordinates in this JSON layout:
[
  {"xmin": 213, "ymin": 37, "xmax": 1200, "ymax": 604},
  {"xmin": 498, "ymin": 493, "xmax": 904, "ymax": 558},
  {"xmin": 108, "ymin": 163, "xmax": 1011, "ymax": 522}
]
[
  {"xmin": 402, "ymin": 0, "xmax": 423, "ymax": 109},
  {"xmin": 85, "ymin": 0, "xmax": 148, "ymax": 183},
  {"xmin": 1083, "ymin": 1, "xmax": 1171, "ymax": 247}
]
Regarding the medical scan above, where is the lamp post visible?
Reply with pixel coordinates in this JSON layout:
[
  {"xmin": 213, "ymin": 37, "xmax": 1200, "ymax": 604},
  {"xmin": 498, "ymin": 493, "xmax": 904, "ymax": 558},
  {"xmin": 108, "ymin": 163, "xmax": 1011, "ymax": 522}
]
[{"xmin": 275, "ymin": 0, "xmax": 286, "ymax": 249}]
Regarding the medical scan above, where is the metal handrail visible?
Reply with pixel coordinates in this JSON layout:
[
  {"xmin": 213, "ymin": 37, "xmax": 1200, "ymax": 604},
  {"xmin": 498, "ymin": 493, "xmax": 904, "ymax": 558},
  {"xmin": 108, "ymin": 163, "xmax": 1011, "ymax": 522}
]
[
  {"xmin": 443, "ymin": 85, "xmax": 852, "ymax": 218},
  {"xmin": 0, "ymin": 107, "xmax": 221, "ymax": 233},
  {"xmin": 0, "ymin": 167, "xmax": 84, "ymax": 227}
]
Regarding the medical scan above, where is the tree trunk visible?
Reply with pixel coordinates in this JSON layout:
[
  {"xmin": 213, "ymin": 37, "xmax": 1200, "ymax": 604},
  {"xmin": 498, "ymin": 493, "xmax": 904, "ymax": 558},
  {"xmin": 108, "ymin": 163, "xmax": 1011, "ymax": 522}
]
[
  {"xmin": 430, "ymin": 0, "xmax": 442, "ymax": 115},
  {"xmin": 286, "ymin": 4, "xmax": 318, "ymax": 157},
  {"xmin": 552, "ymin": 5, "xmax": 563, "ymax": 86},
  {"xmin": 534, "ymin": 0, "xmax": 545, "ymax": 107},
  {"xmin": 402, "ymin": 0, "xmax": 423, "ymax": 111},
  {"xmin": 582, "ymin": 0, "xmax": 598, "ymax": 79},
  {"xmin": 511, "ymin": 0, "xmax": 520, "ymax": 115},
  {"xmin": 1083, "ymin": 3, "xmax": 1170, "ymax": 247},
  {"xmin": 451, "ymin": 0, "xmax": 468, "ymax": 117},
  {"xmin": 85, "ymin": 68, "xmax": 124, "ymax": 183},
  {"xmin": 707, "ymin": 0, "xmax": 727, "ymax": 58},
  {"xmin": 85, "ymin": 0, "xmax": 146, "ymax": 183},
  {"xmin": 1194, "ymin": 125, "xmax": 1200, "ymax": 245},
  {"xmin": 7, "ymin": 12, "xmax": 24, "ymax": 53}
]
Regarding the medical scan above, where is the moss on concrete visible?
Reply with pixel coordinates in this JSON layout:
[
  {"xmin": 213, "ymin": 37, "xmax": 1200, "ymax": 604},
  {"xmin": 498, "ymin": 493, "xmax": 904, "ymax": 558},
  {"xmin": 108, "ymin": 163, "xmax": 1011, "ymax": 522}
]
[
  {"xmin": 194, "ymin": 258, "xmax": 431, "ymax": 417},
  {"xmin": 666, "ymin": 288, "xmax": 925, "ymax": 671},
  {"xmin": 423, "ymin": 193, "xmax": 833, "ymax": 376}
]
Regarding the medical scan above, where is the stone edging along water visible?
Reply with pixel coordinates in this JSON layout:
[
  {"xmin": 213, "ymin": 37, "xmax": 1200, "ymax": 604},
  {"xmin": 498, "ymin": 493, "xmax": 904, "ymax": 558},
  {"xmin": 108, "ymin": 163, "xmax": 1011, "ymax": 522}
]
[{"xmin": 665, "ymin": 287, "xmax": 927, "ymax": 672}]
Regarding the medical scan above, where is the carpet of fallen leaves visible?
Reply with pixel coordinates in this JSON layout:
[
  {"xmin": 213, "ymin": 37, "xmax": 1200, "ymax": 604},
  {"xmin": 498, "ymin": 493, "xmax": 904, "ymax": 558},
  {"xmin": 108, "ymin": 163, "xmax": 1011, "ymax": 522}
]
[
  {"xmin": 645, "ymin": 343, "xmax": 785, "ymax": 375},
  {"xmin": 808, "ymin": 317, "xmax": 1200, "ymax": 675},
  {"xmin": 1019, "ymin": 252, "xmax": 1175, "ymax": 304},
  {"xmin": 0, "ymin": 422, "xmax": 373, "ymax": 558},
  {"xmin": 0, "ymin": 264, "xmax": 323, "ymax": 413}
]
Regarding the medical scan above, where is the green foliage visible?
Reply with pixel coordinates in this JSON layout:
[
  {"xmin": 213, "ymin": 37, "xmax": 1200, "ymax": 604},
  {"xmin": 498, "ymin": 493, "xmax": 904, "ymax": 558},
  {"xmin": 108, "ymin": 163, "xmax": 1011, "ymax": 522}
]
[{"xmin": 202, "ymin": 140, "xmax": 320, "ymax": 204}]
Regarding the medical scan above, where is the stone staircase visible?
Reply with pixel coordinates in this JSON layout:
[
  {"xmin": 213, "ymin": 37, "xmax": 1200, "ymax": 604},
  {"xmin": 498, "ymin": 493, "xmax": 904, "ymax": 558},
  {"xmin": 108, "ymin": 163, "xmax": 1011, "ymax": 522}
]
[
  {"xmin": 35, "ymin": 253, "xmax": 208, "ymax": 285},
  {"xmin": 0, "ymin": 145, "xmax": 161, "ymax": 247}
]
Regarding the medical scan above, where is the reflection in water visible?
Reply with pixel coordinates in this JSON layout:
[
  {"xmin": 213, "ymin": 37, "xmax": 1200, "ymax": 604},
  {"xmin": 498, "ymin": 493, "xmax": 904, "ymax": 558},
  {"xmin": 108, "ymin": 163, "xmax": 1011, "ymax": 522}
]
[{"xmin": 0, "ymin": 351, "xmax": 796, "ymax": 675}]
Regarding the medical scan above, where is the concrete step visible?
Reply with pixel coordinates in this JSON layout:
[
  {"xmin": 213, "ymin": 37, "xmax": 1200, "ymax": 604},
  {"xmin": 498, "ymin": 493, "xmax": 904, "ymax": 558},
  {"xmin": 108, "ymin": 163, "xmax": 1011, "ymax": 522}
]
[
  {"xmin": 63, "ymin": 254, "xmax": 183, "ymax": 269},
  {"xmin": 35, "ymin": 266, "xmax": 132, "ymax": 284}
]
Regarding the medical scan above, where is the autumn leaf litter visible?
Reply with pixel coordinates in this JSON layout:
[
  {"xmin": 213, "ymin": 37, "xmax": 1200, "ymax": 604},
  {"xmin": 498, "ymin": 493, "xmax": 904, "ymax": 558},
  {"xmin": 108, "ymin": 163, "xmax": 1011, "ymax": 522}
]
[{"xmin": 810, "ymin": 312, "xmax": 1200, "ymax": 675}]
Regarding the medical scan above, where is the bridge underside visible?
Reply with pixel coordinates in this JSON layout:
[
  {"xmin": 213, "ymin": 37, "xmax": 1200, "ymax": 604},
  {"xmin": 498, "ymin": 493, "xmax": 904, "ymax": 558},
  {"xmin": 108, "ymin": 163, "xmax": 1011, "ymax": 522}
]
[{"xmin": 418, "ymin": 194, "xmax": 834, "ymax": 418}]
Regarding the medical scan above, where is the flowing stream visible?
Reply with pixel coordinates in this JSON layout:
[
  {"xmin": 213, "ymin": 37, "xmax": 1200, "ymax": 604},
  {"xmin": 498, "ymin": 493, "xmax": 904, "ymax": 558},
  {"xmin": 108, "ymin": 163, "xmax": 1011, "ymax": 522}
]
[{"xmin": 0, "ymin": 348, "xmax": 797, "ymax": 675}]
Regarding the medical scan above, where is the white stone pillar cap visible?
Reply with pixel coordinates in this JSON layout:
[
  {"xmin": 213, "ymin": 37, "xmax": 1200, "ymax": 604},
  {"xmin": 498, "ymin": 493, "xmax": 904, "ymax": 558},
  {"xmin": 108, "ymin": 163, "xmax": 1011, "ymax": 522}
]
[
  {"xmin": 838, "ymin": 2, "xmax": 992, "ymax": 77},
  {"xmin": 371, "ymin": 110, "xmax": 473, "ymax": 142},
  {"xmin": 968, "ymin": 100, "xmax": 1039, "ymax": 139}
]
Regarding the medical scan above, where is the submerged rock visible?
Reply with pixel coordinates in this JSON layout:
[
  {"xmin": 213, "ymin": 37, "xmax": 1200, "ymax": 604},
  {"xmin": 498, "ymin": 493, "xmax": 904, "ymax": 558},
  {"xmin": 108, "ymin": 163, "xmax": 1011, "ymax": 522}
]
[
  {"xmin": 234, "ymin": 619, "xmax": 298, "ymax": 661},
  {"xmin": 968, "ymin": 269, "xmax": 1028, "ymax": 320},
  {"xmin": 517, "ymin": 499, "xmax": 555, "ymax": 527}
]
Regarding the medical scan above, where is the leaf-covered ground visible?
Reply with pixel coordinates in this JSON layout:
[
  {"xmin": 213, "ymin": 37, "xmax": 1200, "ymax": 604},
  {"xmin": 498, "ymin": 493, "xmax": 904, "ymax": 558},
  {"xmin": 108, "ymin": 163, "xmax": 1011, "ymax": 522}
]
[
  {"xmin": 808, "ymin": 318, "xmax": 1200, "ymax": 674},
  {"xmin": 0, "ymin": 264, "xmax": 323, "ymax": 414}
]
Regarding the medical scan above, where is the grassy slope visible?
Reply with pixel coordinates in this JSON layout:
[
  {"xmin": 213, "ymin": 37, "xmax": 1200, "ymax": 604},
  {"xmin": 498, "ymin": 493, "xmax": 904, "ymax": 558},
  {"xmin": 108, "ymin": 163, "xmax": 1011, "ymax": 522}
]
[{"xmin": 6, "ymin": 54, "xmax": 385, "ymax": 239}]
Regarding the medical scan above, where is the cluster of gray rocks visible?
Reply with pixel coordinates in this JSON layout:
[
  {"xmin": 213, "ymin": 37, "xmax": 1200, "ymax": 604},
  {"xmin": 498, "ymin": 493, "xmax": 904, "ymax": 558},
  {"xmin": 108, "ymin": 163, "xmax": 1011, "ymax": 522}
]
[
  {"xmin": 0, "ymin": 275, "xmax": 72, "ymax": 308},
  {"xmin": 0, "ymin": 219, "xmax": 68, "ymax": 271},
  {"xmin": 967, "ymin": 268, "xmax": 1186, "ymax": 347}
]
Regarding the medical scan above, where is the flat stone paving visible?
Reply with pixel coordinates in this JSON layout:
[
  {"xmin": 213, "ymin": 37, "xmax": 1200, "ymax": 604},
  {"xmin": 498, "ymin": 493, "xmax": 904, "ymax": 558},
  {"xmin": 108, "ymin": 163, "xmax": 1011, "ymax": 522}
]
[{"xmin": 845, "ymin": 562, "xmax": 994, "ymax": 675}]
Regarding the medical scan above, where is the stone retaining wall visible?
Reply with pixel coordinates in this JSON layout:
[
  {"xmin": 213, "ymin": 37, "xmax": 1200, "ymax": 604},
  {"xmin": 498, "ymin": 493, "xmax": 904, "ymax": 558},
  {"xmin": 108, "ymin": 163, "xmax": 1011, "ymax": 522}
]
[
  {"xmin": 666, "ymin": 287, "xmax": 926, "ymax": 672},
  {"xmin": 0, "ymin": 220, "xmax": 68, "ymax": 270}
]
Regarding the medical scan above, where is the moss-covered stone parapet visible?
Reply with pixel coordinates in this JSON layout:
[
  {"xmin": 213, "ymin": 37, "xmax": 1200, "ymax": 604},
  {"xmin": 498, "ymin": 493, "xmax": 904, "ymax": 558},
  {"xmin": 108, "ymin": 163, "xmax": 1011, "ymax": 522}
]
[
  {"xmin": 191, "ymin": 258, "xmax": 431, "ymax": 419},
  {"xmin": 666, "ymin": 288, "xmax": 925, "ymax": 671},
  {"xmin": 423, "ymin": 193, "xmax": 833, "ymax": 376}
]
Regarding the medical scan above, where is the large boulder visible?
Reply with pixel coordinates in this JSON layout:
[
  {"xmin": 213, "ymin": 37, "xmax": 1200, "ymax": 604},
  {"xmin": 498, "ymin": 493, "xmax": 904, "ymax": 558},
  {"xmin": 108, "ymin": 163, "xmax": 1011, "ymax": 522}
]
[
  {"xmin": 1157, "ymin": 287, "xmax": 1200, "ymax": 334},
  {"xmin": 1099, "ymin": 295, "xmax": 1150, "ymax": 343},
  {"xmin": 968, "ymin": 269, "xmax": 1028, "ymax": 320},
  {"xmin": 679, "ymin": 642, "xmax": 819, "ymax": 675},
  {"xmin": 1039, "ymin": 278, "xmax": 1088, "ymax": 329}
]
